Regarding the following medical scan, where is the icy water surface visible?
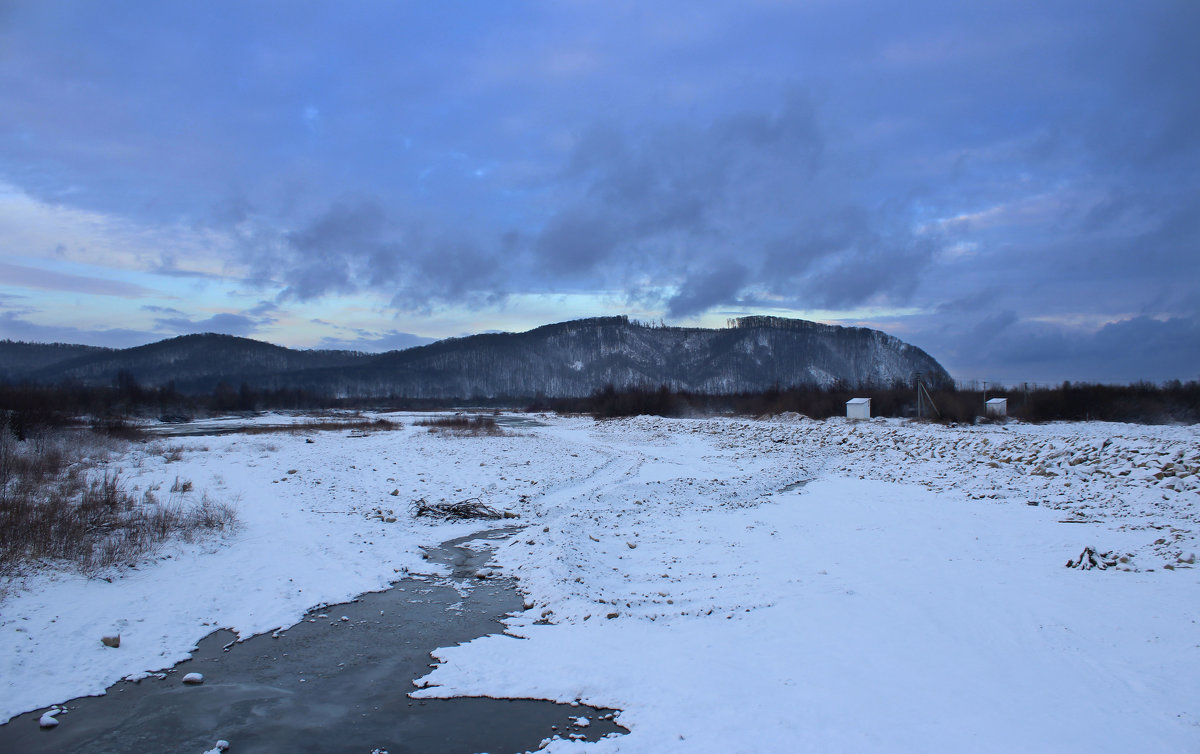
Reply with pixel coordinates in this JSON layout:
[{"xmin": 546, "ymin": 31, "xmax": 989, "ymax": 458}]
[{"xmin": 0, "ymin": 528, "xmax": 626, "ymax": 753}]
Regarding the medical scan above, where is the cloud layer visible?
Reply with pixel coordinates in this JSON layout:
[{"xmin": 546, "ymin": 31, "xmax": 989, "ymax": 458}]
[{"xmin": 0, "ymin": 1, "xmax": 1197, "ymax": 381}]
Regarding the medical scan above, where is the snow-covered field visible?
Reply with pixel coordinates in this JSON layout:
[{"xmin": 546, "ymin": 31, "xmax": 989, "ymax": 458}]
[{"xmin": 2, "ymin": 413, "xmax": 1198, "ymax": 751}]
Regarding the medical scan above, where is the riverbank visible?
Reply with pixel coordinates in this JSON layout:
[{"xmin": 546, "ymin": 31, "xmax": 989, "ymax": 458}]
[{"xmin": 0, "ymin": 527, "xmax": 625, "ymax": 752}]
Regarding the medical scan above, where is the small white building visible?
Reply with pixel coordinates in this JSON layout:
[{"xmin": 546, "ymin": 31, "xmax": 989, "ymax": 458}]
[
  {"xmin": 986, "ymin": 398, "xmax": 1008, "ymax": 417},
  {"xmin": 846, "ymin": 397, "xmax": 871, "ymax": 420}
]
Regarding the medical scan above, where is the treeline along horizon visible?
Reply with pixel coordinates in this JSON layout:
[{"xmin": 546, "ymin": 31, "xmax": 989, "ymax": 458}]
[{"xmin": 1, "ymin": 373, "xmax": 1197, "ymax": 432}]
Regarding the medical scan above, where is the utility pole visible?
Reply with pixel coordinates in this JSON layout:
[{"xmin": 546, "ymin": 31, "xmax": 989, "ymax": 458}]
[{"xmin": 915, "ymin": 371, "xmax": 923, "ymax": 419}]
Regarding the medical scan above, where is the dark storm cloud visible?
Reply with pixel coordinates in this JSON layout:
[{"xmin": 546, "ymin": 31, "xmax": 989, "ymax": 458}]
[
  {"xmin": 249, "ymin": 196, "xmax": 508, "ymax": 312},
  {"xmin": 758, "ymin": 204, "xmax": 942, "ymax": 310},
  {"xmin": 275, "ymin": 199, "xmax": 389, "ymax": 301},
  {"xmin": 667, "ymin": 261, "xmax": 749, "ymax": 318},
  {"xmin": 535, "ymin": 91, "xmax": 824, "ymax": 251},
  {"xmin": 533, "ymin": 210, "xmax": 623, "ymax": 277},
  {"xmin": 529, "ymin": 90, "xmax": 934, "ymax": 311},
  {"xmin": 961, "ymin": 315, "xmax": 1200, "ymax": 384},
  {"xmin": 889, "ymin": 305, "xmax": 1200, "ymax": 385},
  {"xmin": 394, "ymin": 237, "xmax": 505, "ymax": 311}
]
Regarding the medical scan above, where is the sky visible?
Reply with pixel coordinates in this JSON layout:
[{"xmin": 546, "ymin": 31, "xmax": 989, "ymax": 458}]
[{"xmin": 1, "ymin": 0, "xmax": 1198, "ymax": 384}]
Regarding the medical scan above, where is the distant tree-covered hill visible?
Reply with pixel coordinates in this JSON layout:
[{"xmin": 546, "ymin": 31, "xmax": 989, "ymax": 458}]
[
  {"xmin": 2, "ymin": 316, "xmax": 952, "ymax": 397},
  {"xmin": 18, "ymin": 333, "xmax": 366, "ymax": 391},
  {"xmin": 0, "ymin": 340, "xmax": 112, "ymax": 382}
]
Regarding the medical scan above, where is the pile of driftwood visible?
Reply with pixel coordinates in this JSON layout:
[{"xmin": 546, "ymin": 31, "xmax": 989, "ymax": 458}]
[
  {"xmin": 412, "ymin": 497, "xmax": 502, "ymax": 520},
  {"xmin": 1065, "ymin": 546, "xmax": 1118, "ymax": 570}
]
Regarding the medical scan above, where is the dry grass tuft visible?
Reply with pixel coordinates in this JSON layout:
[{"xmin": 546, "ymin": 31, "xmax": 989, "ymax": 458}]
[
  {"xmin": 415, "ymin": 415, "xmax": 503, "ymax": 436},
  {"xmin": 228, "ymin": 417, "xmax": 402, "ymax": 435},
  {"xmin": 0, "ymin": 426, "xmax": 237, "ymax": 578}
]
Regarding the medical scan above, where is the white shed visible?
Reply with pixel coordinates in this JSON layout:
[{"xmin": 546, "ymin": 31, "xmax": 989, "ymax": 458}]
[
  {"xmin": 985, "ymin": 398, "xmax": 1007, "ymax": 417},
  {"xmin": 846, "ymin": 397, "xmax": 871, "ymax": 420}
]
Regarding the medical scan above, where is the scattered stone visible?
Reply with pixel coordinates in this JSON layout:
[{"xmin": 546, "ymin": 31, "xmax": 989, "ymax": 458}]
[
  {"xmin": 626, "ymin": 542, "xmax": 637, "ymax": 549},
  {"xmin": 1180, "ymin": 552, "xmax": 1196, "ymax": 564},
  {"xmin": 101, "ymin": 633, "xmax": 121, "ymax": 648},
  {"xmin": 38, "ymin": 709, "xmax": 60, "ymax": 728},
  {"xmin": 182, "ymin": 672, "xmax": 205, "ymax": 685}
]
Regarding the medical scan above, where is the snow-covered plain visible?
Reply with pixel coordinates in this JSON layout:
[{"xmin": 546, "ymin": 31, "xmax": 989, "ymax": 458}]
[{"xmin": 2, "ymin": 413, "xmax": 1198, "ymax": 752}]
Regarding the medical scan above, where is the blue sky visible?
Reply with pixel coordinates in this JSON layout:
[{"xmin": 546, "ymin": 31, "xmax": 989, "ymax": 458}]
[{"xmin": 1, "ymin": 0, "xmax": 1198, "ymax": 383}]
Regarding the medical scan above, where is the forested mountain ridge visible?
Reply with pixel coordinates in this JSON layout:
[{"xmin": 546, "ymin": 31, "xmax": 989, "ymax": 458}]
[
  {"xmin": 1, "ymin": 317, "xmax": 951, "ymax": 397},
  {"xmin": 0, "ymin": 340, "xmax": 112, "ymax": 381},
  {"xmin": 14, "ymin": 334, "xmax": 365, "ymax": 390}
]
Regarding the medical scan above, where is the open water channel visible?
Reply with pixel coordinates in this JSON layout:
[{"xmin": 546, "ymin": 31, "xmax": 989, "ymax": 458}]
[{"xmin": 0, "ymin": 528, "xmax": 625, "ymax": 753}]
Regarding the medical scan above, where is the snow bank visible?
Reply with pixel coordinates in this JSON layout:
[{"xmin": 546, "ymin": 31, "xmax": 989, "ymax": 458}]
[{"xmin": 412, "ymin": 416, "xmax": 1200, "ymax": 751}]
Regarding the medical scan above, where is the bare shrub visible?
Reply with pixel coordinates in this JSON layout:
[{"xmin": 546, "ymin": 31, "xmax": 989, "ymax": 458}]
[
  {"xmin": 191, "ymin": 494, "xmax": 238, "ymax": 531},
  {"xmin": 415, "ymin": 415, "xmax": 502, "ymax": 436},
  {"xmin": 0, "ymin": 428, "xmax": 237, "ymax": 579},
  {"xmin": 146, "ymin": 503, "xmax": 187, "ymax": 541}
]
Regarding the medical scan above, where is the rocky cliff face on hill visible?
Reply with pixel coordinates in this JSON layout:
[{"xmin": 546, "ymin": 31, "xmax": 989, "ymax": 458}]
[{"xmin": 1, "ymin": 316, "xmax": 951, "ymax": 397}]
